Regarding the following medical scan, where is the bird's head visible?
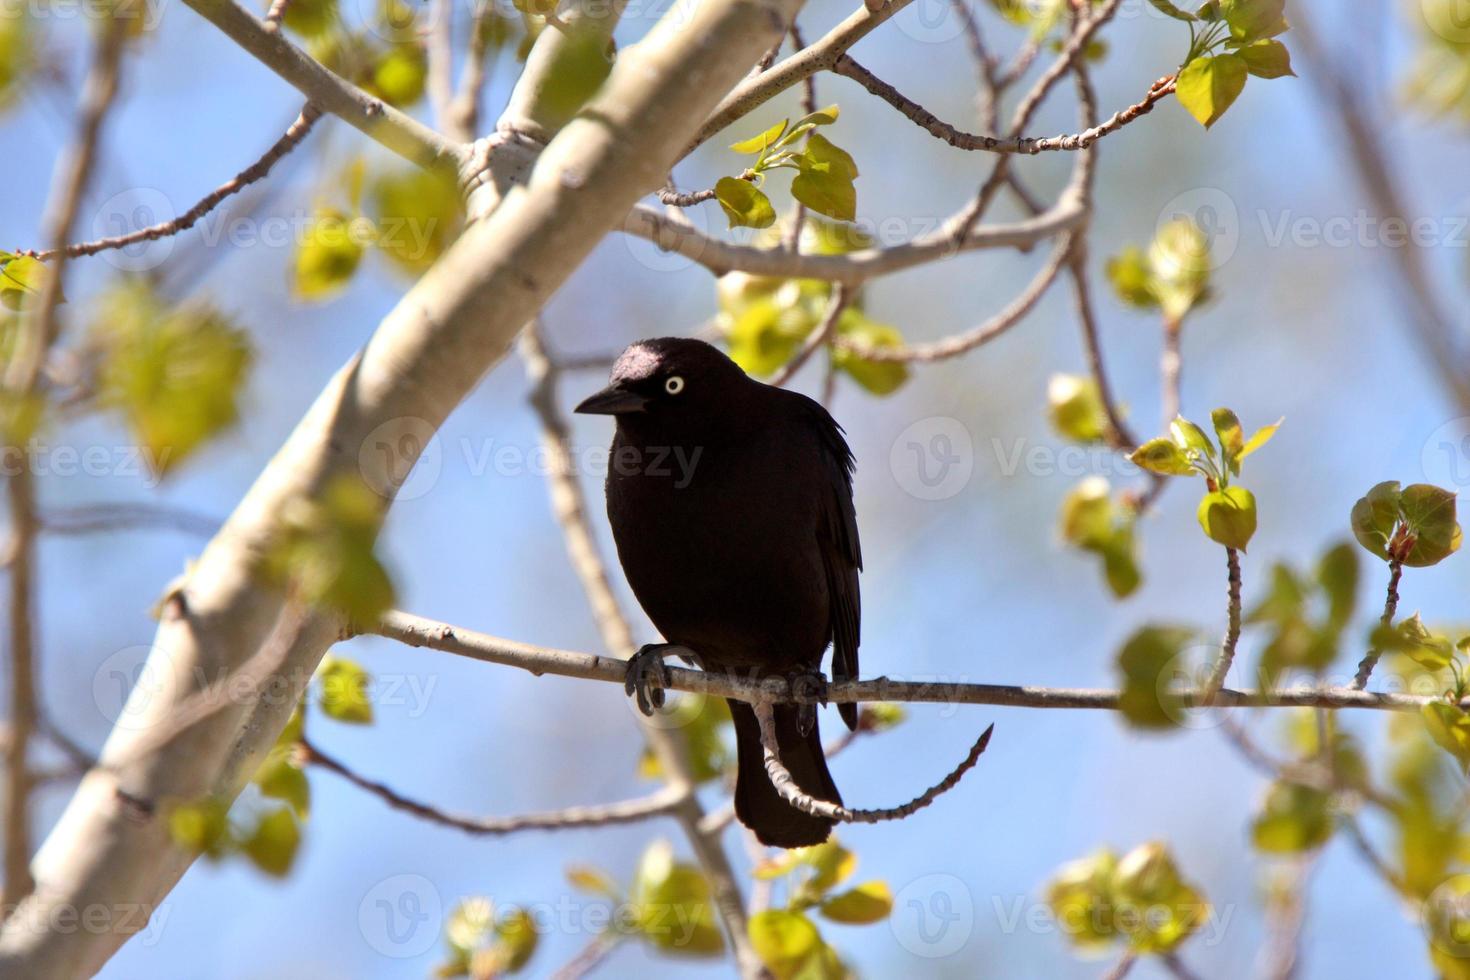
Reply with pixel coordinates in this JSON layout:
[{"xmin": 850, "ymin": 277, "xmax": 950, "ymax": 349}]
[{"xmin": 574, "ymin": 338, "xmax": 749, "ymax": 423}]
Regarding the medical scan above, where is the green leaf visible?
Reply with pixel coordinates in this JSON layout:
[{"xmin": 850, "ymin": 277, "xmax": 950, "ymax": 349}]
[
  {"xmin": 791, "ymin": 134, "xmax": 858, "ymax": 222},
  {"xmin": 1250, "ymin": 781, "xmax": 1333, "ymax": 854},
  {"xmin": 1423, "ymin": 702, "xmax": 1470, "ymax": 771},
  {"xmin": 1045, "ymin": 849, "xmax": 1119, "ymax": 951},
  {"xmin": 92, "ymin": 280, "xmax": 252, "ymax": 477},
  {"xmin": 818, "ymin": 881, "xmax": 892, "ymax": 924},
  {"xmin": 536, "ymin": 22, "xmax": 614, "ymax": 130},
  {"xmin": 168, "ymin": 797, "xmax": 232, "ymax": 859},
  {"xmin": 831, "ymin": 310, "xmax": 908, "ymax": 396},
  {"xmin": 283, "ymin": 0, "xmax": 337, "ymax": 38},
  {"xmin": 293, "ymin": 210, "xmax": 365, "ymax": 301},
  {"xmin": 1398, "ymin": 483, "xmax": 1462, "ymax": 567},
  {"xmin": 242, "ymin": 807, "xmax": 301, "ymax": 877},
  {"xmin": 1048, "ymin": 374, "xmax": 1110, "ymax": 443},
  {"xmin": 255, "ymin": 752, "xmax": 310, "ymax": 819},
  {"xmin": 748, "ymin": 910, "xmax": 821, "ymax": 979},
  {"xmin": 1110, "ymin": 842, "xmax": 1210, "ymax": 953},
  {"xmin": 630, "ymin": 840, "xmax": 725, "ymax": 956},
  {"xmin": 1116, "ymin": 626, "xmax": 1195, "ymax": 729},
  {"xmin": 1105, "ymin": 246, "xmax": 1158, "ymax": 310},
  {"xmin": 370, "ymin": 165, "xmax": 464, "ymax": 277},
  {"xmin": 1129, "ymin": 437, "xmax": 1195, "ymax": 476},
  {"xmin": 567, "ymin": 865, "xmax": 622, "ymax": 899},
  {"xmin": 1059, "ymin": 480, "xmax": 1142, "ymax": 599},
  {"xmin": 1316, "ymin": 541, "xmax": 1359, "ymax": 630},
  {"xmin": 1176, "ymin": 53, "xmax": 1249, "ymax": 128},
  {"xmin": 1238, "ymin": 417, "xmax": 1282, "ymax": 461},
  {"xmin": 1147, "ymin": 0, "xmax": 1196, "ymax": 19},
  {"xmin": 1169, "ymin": 416, "xmax": 1216, "ymax": 458},
  {"xmin": 317, "ymin": 655, "xmax": 374, "ymax": 724},
  {"xmin": 1198, "ymin": 486, "xmax": 1257, "ymax": 550},
  {"xmin": 0, "ymin": 254, "xmax": 55, "ymax": 311},
  {"xmin": 266, "ymin": 476, "xmax": 396, "ymax": 625},
  {"xmin": 1372, "ymin": 613, "xmax": 1454, "ymax": 671},
  {"xmin": 1150, "ymin": 223, "xmax": 1213, "ymax": 320},
  {"xmin": 1237, "ymin": 39, "xmax": 1295, "ymax": 78},
  {"xmin": 1210, "ymin": 407, "xmax": 1244, "ymax": 459},
  {"xmin": 1218, "ymin": 0, "xmax": 1287, "ymax": 42},
  {"xmin": 794, "ymin": 104, "xmax": 840, "ymax": 128},
  {"xmin": 714, "ymin": 177, "xmax": 777, "ymax": 230},
  {"xmin": 492, "ymin": 907, "xmax": 539, "ymax": 973},
  {"xmin": 370, "ymin": 42, "xmax": 429, "ymax": 108},
  {"xmin": 730, "ymin": 119, "xmax": 789, "ymax": 155},
  {"xmin": 1350, "ymin": 481, "xmax": 1402, "ymax": 561}
]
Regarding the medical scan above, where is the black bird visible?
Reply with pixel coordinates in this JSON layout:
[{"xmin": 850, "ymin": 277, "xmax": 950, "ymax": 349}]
[{"xmin": 576, "ymin": 337, "xmax": 861, "ymax": 848}]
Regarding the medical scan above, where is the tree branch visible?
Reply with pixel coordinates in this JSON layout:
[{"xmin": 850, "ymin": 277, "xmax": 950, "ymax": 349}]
[
  {"xmin": 833, "ymin": 56, "xmax": 1174, "ymax": 154},
  {"xmin": 19, "ymin": 105, "xmax": 322, "ymax": 262},
  {"xmin": 179, "ymin": 0, "xmax": 466, "ymax": 172},
  {"xmin": 2, "ymin": 13, "xmax": 128, "ymax": 916},
  {"xmin": 1202, "ymin": 547, "xmax": 1243, "ymax": 705},
  {"xmin": 1352, "ymin": 559, "xmax": 1402, "ymax": 690},
  {"xmin": 298, "ymin": 737, "xmax": 685, "ymax": 836},
  {"xmin": 621, "ymin": 191, "xmax": 1085, "ymax": 282},
  {"xmin": 370, "ymin": 609, "xmax": 1453, "ymax": 713},
  {"xmin": 754, "ymin": 701, "xmax": 992, "ymax": 824}
]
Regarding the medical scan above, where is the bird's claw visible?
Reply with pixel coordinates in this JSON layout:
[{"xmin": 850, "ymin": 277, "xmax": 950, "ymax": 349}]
[
  {"xmin": 626, "ymin": 644, "xmax": 673, "ymax": 716},
  {"xmin": 786, "ymin": 669, "xmax": 829, "ymax": 737}
]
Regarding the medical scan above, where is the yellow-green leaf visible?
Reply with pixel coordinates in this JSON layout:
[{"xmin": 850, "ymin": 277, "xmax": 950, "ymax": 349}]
[
  {"xmin": 1130, "ymin": 437, "xmax": 1196, "ymax": 477},
  {"xmin": 1198, "ymin": 485, "xmax": 1257, "ymax": 551},
  {"xmin": 1250, "ymin": 781, "xmax": 1333, "ymax": 854},
  {"xmin": 748, "ymin": 910, "xmax": 821, "ymax": 979},
  {"xmin": 1237, "ymin": 38, "xmax": 1294, "ymax": 79},
  {"xmin": 1176, "ymin": 52, "xmax": 1249, "ymax": 128},
  {"xmin": 242, "ymin": 807, "xmax": 301, "ymax": 877},
  {"xmin": 714, "ymin": 177, "xmax": 777, "ymax": 230},
  {"xmin": 818, "ymin": 881, "xmax": 892, "ymax": 924},
  {"xmin": 293, "ymin": 210, "xmax": 366, "ymax": 301},
  {"xmin": 318, "ymin": 655, "xmax": 374, "ymax": 724},
  {"xmin": 730, "ymin": 119, "xmax": 789, "ymax": 155}
]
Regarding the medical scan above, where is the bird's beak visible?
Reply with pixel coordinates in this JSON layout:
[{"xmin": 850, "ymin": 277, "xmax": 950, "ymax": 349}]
[{"xmin": 574, "ymin": 384, "xmax": 649, "ymax": 416}]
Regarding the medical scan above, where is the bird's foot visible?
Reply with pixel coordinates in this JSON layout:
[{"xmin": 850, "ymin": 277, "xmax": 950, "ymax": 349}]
[
  {"xmin": 785, "ymin": 669, "xmax": 830, "ymax": 737},
  {"xmin": 625, "ymin": 643, "xmax": 677, "ymax": 716}
]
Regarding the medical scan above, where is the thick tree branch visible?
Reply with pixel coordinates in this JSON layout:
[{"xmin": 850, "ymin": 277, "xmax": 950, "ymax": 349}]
[
  {"xmin": 0, "ymin": 0, "xmax": 802, "ymax": 971},
  {"xmin": 690, "ymin": 0, "xmax": 912, "ymax": 154}
]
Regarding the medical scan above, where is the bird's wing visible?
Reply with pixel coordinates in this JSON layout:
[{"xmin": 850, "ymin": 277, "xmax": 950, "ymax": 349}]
[{"xmin": 802, "ymin": 397, "xmax": 862, "ymax": 731}]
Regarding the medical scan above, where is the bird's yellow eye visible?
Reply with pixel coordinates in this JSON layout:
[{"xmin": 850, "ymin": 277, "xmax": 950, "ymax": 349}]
[{"xmin": 665, "ymin": 375, "xmax": 685, "ymax": 395}]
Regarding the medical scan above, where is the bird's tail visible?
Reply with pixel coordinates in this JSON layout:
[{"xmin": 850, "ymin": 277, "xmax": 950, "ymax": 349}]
[{"xmin": 727, "ymin": 699, "xmax": 841, "ymax": 848}]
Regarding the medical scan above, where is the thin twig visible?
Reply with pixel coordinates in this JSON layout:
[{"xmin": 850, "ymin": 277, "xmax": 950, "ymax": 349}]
[
  {"xmin": 262, "ymin": 0, "xmax": 292, "ymax": 32},
  {"xmin": 299, "ymin": 737, "xmax": 684, "ymax": 836},
  {"xmin": 1160, "ymin": 316, "xmax": 1182, "ymax": 428},
  {"xmin": 1352, "ymin": 560, "xmax": 1402, "ymax": 690},
  {"xmin": 833, "ymin": 56, "xmax": 1175, "ymax": 154},
  {"xmin": 427, "ymin": 0, "xmax": 456, "ymax": 135},
  {"xmin": 19, "ymin": 106, "xmax": 322, "ymax": 262},
  {"xmin": 447, "ymin": 0, "xmax": 496, "ymax": 142},
  {"xmin": 1102, "ymin": 950, "xmax": 1138, "ymax": 980},
  {"xmin": 832, "ymin": 236, "xmax": 1073, "ymax": 362},
  {"xmin": 39, "ymin": 502, "xmax": 221, "ymax": 539},
  {"xmin": 2, "ymin": 13, "xmax": 127, "ymax": 915},
  {"xmin": 550, "ymin": 933, "xmax": 622, "ymax": 980},
  {"xmin": 1202, "ymin": 547, "xmax": 1243, "ymax": 705},
  {"xmin": 753, "ymin": 702, "xmax": 993, "ymax": 825},
  {"xmin": 770, "ymin": 284, "xmax": 848, "ymax": 386}
]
